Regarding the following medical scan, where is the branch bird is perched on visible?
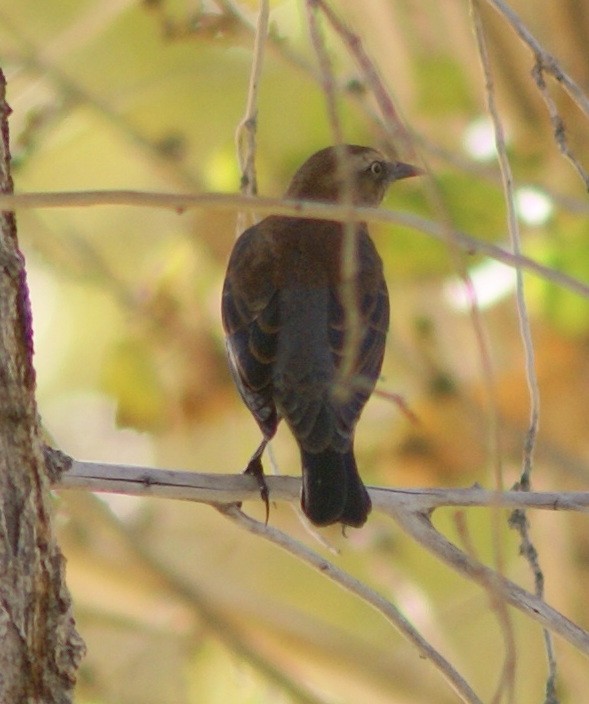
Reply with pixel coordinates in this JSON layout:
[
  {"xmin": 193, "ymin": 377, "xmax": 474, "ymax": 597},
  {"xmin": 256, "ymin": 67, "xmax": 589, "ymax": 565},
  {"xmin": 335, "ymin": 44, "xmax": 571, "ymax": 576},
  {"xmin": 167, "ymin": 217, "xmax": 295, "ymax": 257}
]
[{"xmin": 222, "ymin": 145, "xmax": 421, "ymax": 527}]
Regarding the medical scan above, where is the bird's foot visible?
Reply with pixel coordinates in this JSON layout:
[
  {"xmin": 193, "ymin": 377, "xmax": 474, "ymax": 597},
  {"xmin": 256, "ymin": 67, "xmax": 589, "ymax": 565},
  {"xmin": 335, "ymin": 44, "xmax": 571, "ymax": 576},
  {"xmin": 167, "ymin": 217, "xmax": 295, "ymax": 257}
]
[{"xmin": 244, "ymin": 455, "xmax": 270, "ymax": 525}]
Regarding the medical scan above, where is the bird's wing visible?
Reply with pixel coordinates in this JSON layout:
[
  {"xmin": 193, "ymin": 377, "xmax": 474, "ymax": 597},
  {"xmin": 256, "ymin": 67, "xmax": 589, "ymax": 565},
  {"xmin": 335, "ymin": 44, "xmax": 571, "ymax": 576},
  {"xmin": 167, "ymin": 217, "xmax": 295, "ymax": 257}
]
[{"xmin": 221, "ymin": 226, "xmax": 279, "ymax": 439}]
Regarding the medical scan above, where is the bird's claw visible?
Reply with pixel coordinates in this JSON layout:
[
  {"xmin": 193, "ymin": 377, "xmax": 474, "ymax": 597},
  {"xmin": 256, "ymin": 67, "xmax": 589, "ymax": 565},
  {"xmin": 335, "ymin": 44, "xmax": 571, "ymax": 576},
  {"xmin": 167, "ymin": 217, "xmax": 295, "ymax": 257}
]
[{"xmin": 244, "ymin": 455, "xmax": 270, "ymax": 525}]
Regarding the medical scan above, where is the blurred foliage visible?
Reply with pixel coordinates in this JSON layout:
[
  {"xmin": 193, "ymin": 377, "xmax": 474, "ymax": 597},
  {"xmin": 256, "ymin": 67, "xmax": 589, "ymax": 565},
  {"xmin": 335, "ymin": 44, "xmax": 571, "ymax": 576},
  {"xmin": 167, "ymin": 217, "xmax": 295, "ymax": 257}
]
[{"xmin": 1, "ymin": 0, "xmax": 589, "ymax": 702}]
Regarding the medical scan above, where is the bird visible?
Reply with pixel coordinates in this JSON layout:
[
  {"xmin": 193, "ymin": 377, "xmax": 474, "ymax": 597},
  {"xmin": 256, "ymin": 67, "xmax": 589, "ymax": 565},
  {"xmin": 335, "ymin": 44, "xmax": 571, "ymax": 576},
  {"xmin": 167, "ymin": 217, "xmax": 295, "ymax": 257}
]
[{"xmin": 222, "ymin": 145, "xmax": 421, "ymax": 527}]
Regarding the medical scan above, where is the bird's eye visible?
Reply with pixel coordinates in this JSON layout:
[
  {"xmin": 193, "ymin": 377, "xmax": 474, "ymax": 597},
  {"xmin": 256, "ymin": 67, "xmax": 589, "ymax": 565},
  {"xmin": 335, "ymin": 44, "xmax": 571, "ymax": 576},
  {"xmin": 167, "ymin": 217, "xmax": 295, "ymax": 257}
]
[{"xmin": 369, "ymin": 161, "xmax": 384, "ymax": 176}]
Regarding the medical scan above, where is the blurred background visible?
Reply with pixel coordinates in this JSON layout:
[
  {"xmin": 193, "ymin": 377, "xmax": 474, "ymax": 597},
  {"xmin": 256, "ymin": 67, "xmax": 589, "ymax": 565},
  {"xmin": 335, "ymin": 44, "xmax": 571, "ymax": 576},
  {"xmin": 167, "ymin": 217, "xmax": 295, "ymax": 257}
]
[{"xmin": 1, "ymin": 0, "xmax": 588, "ymax": 702}]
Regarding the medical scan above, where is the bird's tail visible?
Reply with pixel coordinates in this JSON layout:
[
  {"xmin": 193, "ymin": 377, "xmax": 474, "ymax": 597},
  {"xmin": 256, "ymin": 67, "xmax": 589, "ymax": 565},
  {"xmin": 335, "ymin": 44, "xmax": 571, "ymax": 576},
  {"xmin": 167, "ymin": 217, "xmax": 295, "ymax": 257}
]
[{"xmin": 301, "ymin": 448, "xmax": 372, "ymax": 528}]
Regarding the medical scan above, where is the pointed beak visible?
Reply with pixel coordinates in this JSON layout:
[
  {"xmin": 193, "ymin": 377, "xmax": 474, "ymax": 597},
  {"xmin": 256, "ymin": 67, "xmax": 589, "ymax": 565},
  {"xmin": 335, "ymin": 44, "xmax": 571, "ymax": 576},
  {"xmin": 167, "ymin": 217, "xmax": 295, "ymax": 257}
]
[{"xmin": 387, "ymin": 161, "xmax": 424, "ymax": 182}]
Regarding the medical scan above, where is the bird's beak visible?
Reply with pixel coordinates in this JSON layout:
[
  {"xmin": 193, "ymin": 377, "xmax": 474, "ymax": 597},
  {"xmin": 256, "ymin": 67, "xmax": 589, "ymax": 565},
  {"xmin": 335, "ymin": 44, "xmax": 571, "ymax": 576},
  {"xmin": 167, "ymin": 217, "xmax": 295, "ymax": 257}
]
[{"xmin": 387, "ymin": 161, "xmax": 424, "ymax": 182}]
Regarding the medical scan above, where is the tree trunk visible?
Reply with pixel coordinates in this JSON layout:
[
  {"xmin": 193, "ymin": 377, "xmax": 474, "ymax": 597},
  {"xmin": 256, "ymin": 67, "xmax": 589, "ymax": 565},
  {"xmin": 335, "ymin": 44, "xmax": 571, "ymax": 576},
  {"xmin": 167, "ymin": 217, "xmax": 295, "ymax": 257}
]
[{"xmin": 0, "ymin": 68, "xmax": 84, "ymax": 703}]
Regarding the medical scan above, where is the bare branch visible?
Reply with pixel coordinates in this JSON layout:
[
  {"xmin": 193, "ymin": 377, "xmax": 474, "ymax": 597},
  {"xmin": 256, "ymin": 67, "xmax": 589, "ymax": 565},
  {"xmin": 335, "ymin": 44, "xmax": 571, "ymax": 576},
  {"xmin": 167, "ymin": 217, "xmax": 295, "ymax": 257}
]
[
  {"xmin": 0, "ymin": 189, "xmax": 587, "ymax": 299},
  {"xmin": 52, "ymin": 457, "xmax": 589, "ymax": 660},
  {"xmin": 484, "ymin": 0, "xmax": 589, "ymax": 118},
  {"xmin": 530, "ymin": 61, "xmax": 589, "ymax": 190},
  {"xmin": 305, "ymin": 2, "xmax": 362, "ymax": 395},
  {"xmin": 471, "ymin": 0, "xmax": 541, "ymax": 488},
  {"xmin": 472, "ymin": 4, "xmax": 556, "ymax": 695},
  {"xmin": 54, "ymin": 457, "xmax": 589, "ymax": 512},
  {"xmin": 454, "ymin": 511, "xmax": 515, "ymax": 704},
  {"xmin": 218, "ymin": 504, "xmax": 483, "ymax": 704},
  {"xmin": 312, "ymin": 0, "xmax": 410, "ymax": 152},
  {"xmin": 390, "ymin": 506, "xmax": 589, "ymax": 657},
  {"xmin": 234, "ymin": 0, "xmax": 269, "ymax": 205}
]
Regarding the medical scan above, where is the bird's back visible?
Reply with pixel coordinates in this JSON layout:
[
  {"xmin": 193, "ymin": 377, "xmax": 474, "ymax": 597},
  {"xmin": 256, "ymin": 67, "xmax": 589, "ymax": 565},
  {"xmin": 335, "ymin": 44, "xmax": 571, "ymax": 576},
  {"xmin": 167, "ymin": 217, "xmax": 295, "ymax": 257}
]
[{"xmin": 222, "ymin": 144, "xmax": 420, "ymax": 527}]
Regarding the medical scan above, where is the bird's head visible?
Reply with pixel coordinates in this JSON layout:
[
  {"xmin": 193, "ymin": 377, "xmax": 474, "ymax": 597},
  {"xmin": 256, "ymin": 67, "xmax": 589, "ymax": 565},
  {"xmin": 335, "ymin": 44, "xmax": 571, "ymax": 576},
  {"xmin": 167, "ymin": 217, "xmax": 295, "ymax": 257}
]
[{"xmin": 285, "ymin": 145, "xmax": 422, "ymax": 207}]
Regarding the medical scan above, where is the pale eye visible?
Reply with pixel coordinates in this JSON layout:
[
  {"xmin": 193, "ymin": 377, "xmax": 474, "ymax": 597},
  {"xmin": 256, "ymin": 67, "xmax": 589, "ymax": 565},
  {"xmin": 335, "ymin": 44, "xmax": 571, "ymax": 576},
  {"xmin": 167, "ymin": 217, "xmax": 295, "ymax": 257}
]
[{"xmin": 369, "ymin": 161, "xmax": 384, "ymax": 176}]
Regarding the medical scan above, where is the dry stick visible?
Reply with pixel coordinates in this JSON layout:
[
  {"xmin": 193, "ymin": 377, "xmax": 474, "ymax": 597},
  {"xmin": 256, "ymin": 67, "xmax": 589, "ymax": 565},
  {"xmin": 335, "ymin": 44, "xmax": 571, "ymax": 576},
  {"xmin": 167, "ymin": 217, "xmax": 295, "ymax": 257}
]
[
  {"xmin": 484, "ymin": 0, "xmax": 589, "ymax": 119},
  {"xmin": 473, "ymin": 0, "xmax": 539, "ymax": 512},
  {"xmin": 234, "ymin": 0, "xmax": 269, "ymax": 210},
  {"xmin": 531, "ymin": 62, "xmax": 589, "ymax": 191},
  {"xmin": 55, "ymin": 459, "xmax": 589, "ymax": 654},
  {"xmin": 77, "ymin": 492, "xmax": 328, "ymax": 704},
  {"xmin": 321, "ymin": 7, "xmax": 513, "ymax": 685},
  {"xmin": 454, "ymin": 511, "xmax": 515, "ymax": 704},
  {"xmin": 470, "ymin": 4, "xmax": 519, "ymax": 701},
  {"xmin": 472, "ymin": 5, "xmax": 558, "ymax": 701},
  {"xmin": 229, "ymin": 0, "xmax": 589, "ymax": 214},
  {"xmin": 388, "ymin": 506, "xmax": 589, "ymax": 657},
  {"xmin": 0, "ymin": 189, "xmax": 588, "ymax": 298},
  {"xmin": 306, "ymin": 1, "xmax": 361, "ymax": 397},
  {"xmin": 55, "ymin": 458, "xmax": 589, "ymax": 512},
  {"xmin": 216, "ymin": 503, "xmax": 483, "ymax": 704},
  {"xmin": 486, "ymin": 0, "xmax": 589, "ymax": 190},
  {"xmin": 313, "ymin": 0, "xmax": 409, "ymax": 152},
  {"xmin": 306, "ymin": 1, "xmax": 344, "ymax": 147}
]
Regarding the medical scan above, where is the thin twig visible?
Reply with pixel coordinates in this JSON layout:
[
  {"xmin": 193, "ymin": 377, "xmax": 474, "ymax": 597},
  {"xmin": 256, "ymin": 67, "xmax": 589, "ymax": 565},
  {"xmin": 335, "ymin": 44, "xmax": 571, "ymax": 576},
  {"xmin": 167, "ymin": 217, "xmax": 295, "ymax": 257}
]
[
  {"xmin": 76, "ymin": 492, "xmax": 328, "ymax": 704},
  {"xmin": 484, "ymin": 0, "xmax": 589, "ymax": 118},
  {"xmin": 52, "ymin": 457, "xmax": 589, "ymax": 658},
  {"xmin": 0, "ymin": 189, "xmax": 588, "ymax": 299},
  {"xmin": 471, "ymin": 5, "xmax": 522, "ymax": 699},
  {"xmin": 472, "ymin": 0, "xmax": 540, "ymax": 557},
  {"xmin": 306, "ymin": 1, "xmax": 361, "ymax": 397},
  {"xmin": 454, "ymin": 510, "xmax": 515, "ymax": 704},
  {"xmin": 306, "ymin": 0, "xmax": 344, "ymax": 146},
  {"xmin": 312, "ymin": 0, "xmax": 410, "ymax": 153},
  {"xmin": 530, "ymin": 62, "xmax": 589, "ymax": 191},
  {"xmin": 389, "ymin": 506, "xmax": 589, "ymax": 657},
  {"xmin": 472, "ymin": 5, "xmax": 557, "ymax": 699},
  {"xmin": 217, "ymin": 503, "xmax": 483, "ymax": 704},
  {"xmin": 234, "ymin": 0, "xmax": 269, "ymax": 215}
]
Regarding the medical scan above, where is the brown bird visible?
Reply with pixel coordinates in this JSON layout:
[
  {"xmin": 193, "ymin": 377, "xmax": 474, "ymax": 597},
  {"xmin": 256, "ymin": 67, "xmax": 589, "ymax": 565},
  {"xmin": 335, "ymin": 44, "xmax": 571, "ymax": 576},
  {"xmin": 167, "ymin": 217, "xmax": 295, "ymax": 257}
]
[{"xmin": 222, "ymin": 145, "xmax": 421, "ymax": 527}]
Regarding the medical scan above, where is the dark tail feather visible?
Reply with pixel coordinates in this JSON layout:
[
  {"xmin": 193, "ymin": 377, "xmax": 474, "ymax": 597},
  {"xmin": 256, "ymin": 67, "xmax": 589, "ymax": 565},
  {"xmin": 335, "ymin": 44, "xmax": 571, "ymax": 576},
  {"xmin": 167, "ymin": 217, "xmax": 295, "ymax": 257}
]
[
  {"xmin": 301, "ymin": 448, "xmax": 372, "ymax": 528},
  {"xmin": 339, "ymin": 452, "xmax": 372, "ymax": 527}
]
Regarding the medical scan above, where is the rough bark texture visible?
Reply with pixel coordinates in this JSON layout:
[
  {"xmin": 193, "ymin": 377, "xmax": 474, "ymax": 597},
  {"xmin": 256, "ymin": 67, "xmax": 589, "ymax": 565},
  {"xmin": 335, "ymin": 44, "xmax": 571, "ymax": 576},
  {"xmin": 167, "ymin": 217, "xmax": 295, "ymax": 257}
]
[{"xmin": 0, "ymin": 69, "xmax": 85, "ymax": 702}]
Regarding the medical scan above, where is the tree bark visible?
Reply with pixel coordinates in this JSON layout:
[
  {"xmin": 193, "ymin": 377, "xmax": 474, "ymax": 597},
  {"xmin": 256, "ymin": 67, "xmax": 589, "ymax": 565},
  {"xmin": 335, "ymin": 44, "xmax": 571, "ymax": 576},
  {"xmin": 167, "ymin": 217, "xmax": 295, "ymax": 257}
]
[{"xmin": 0, "ymin": 69, "xmax": 84, "ymax": 702}]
